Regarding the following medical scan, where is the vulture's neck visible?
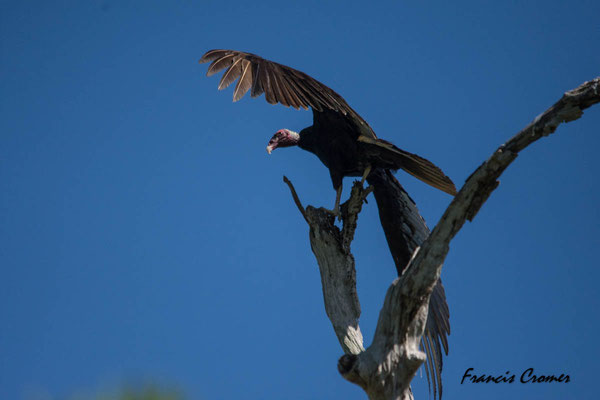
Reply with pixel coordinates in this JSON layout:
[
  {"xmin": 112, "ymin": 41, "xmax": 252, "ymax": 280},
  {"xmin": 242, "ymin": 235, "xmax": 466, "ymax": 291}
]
[{"xmin": 298, "ymin": 127, "xmax": 317, "ymax": 153}]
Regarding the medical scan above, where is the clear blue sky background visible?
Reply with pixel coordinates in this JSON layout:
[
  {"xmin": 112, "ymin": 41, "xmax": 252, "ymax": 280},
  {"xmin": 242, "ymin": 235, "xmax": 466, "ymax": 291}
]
[{"xmin": 1, "ymin": 1, "xmax": 599, "ymax": 399}]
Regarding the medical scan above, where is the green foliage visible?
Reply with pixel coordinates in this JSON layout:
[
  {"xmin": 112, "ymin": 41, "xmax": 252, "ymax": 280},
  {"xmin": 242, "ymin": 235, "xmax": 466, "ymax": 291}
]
[
  {"xmin": 63, "ymin": 384, "xmax": 183, "ymax": 400},
  {"xmin": 113, "ymin": 386, "xmax": 182, "ymax": 400}
]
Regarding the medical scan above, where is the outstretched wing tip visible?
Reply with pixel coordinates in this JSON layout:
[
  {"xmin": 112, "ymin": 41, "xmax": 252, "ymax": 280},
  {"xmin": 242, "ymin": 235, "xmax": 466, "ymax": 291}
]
[
  {"xmin": 199, "ymin": 49, "xmax": 358, "ymax": 116},
  {"xmin": 199, "ymin": 49, "xmax": 224, "ymax": 63}
]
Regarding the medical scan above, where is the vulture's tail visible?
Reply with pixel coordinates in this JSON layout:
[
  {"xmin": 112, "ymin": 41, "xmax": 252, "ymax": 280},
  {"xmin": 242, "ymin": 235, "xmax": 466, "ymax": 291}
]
[
  {"xmin": 358, "ymin": 136, "xmax": 457, "ymax": 196},
  {"xmin": 367, "ymin": 168, "xmax": 450, "ymax": 400}
]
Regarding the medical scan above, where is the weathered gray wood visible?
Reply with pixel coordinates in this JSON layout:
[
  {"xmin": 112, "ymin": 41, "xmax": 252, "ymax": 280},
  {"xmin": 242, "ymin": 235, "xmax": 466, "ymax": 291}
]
[
  {"xmin": 287, "ymin": 78, "xmax": 600, "ymax": 400},
  {"xmin": 284, "ymin": 179, "xmax": 372, "ymax": 355},
  {"xmin": 306, "ymin": 205, "xmax": 364, "ymax": 355}
]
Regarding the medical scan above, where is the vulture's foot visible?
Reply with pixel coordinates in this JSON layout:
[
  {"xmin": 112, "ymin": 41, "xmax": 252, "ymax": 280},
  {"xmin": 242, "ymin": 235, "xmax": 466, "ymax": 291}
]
[
  {"xmin": 322, "ymin": 206, "xmax": 341, "ymax": 221},
  {"xmin": 360, "ymin": 165, "xmax": 372, "ymax": 186}
]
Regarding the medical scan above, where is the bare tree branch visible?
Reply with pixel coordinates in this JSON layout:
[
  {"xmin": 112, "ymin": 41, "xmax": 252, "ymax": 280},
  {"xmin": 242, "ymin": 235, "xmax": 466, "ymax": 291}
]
[
  {"xmin": 283, "ymin": 175, "xmax": 308, "ymax": 223},
  {"xmin": 288, "ymin": 77, "xmax": 600, "ymax": 399},
  {"xmin": 285, "ymin": 180, "xmax": 372, "ymax": 355}
]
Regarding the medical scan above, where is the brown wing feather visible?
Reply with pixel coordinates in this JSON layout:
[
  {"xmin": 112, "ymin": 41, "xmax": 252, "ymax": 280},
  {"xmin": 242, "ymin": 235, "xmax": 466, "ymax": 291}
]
[
  {"xmin": 268, "ymin": 64, "xmax": 289, "ymax": 107},
  {"xmin": 199, "ymin": 49, "xmax": 376, "ymax": 138},
  {"xmin": 233, "ymin": 60, "xmax": 253, "ymax": 102},
  {"xmin": 218, "ymin": 58, "xmax": 242, "ymax": 91},
  {"xmin": 260, "ymin": 63, "xmax": 277, "ymax": 105},
  {"xmin": 200, "ymin": 50, "xmax": 328, "ymax": 109},
  {"xmin": 250, "ymin": 62, "xmax": 264, "ymax": 98},
  {"xmin": 279, "ymin": 74, "xmax": 304, "ymax": 110},
  {"xmin": 273, "ymin": 65, "xmax": 300, "ymax": 109},
  {"xmin": 206, "ymin": 53, "xmax": 235, "ymax": 77},
  {"xmin": 280, "ymin": 73, "xmax": 312, "ymax": 110},
  {"xmin": 199, "ymin": 49, "xmax": 231, "ymax": 63}
]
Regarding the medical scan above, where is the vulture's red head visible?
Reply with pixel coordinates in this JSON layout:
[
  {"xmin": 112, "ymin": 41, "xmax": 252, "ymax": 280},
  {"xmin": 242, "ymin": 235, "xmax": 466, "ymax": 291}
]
[{"xmin": 266, "ymin": 129, "xmax": 300, "ymax": 154}]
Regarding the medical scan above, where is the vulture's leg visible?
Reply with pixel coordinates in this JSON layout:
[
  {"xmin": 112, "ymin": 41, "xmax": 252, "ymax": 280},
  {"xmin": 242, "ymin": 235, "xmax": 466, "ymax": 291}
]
[
  {"xmin": 323, "ymin": 185, "xmax": 343, "ymax": 218},
  {"xmin": 361, "ymin": 165, "xmax": 372, "ymax": 186},
  {"xmin": 324, "ymin": 171, "xmax": 344, "ymax": 219},
  {"xmin": 333, "ymin": 184, "xmax": 342, "ymax": 215}
]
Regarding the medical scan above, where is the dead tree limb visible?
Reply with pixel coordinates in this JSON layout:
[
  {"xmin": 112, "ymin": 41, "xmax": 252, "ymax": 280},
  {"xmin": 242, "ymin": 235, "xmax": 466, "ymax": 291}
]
[
  {"xmin": 286, "ymin": 77, "xmax": 600, "ymax": 400},
  {"xmin": 284, "ymin": 178, "xmax": 372, "ymax": 355}
]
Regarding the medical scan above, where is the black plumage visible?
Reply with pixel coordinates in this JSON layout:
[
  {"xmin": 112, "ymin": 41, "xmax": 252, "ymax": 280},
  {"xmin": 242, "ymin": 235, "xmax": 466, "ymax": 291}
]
[
  {"xmin": 199, "ymin": 49, "xmax": 454, "ymax": 398},
  {"xmin": 199, "ymin": 50, "xmax": 456, "ymax": 202}
]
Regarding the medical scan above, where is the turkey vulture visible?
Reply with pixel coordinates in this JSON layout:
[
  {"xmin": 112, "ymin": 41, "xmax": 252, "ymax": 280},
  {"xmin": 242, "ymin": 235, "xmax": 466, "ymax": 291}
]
[
  {"xmin": 199, "ymin": 49, "xmax": 456, "ymax": 215},
  {"xmin": 199, "ymin": 49, "xmax": 453, "ymax": 398}
]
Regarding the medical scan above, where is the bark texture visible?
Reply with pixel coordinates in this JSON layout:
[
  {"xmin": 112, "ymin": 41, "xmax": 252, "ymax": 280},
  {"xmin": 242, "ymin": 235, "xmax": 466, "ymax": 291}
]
[
  {"xmin": 367, "ymin": 169, "xmax": 449, "ymax": 399},
  {"xmin": 286, "ymin": 78, "xmax": 600, "ymax": 400}
]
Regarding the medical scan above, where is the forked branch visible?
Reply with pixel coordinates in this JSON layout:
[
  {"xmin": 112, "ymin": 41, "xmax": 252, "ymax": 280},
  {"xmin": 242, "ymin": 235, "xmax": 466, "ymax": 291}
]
[
  {"xmin": 287, "ymin": 78, "xmax": 600, "ymax": 400},
  {"xmin": 284, "ymin": 179, "xmax": 372, "ymax": 355}
]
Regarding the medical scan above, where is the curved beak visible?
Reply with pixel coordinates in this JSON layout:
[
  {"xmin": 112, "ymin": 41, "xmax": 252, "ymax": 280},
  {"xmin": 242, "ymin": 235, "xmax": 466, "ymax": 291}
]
[{"xmin": 266, "ymin": 145, "xmax": 273, "ymax": 154}]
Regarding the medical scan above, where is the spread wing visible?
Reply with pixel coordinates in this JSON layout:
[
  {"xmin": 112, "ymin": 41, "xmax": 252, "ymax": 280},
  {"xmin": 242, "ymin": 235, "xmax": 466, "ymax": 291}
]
[{"xmin": 199, "ymin": 49, "xmax": 376, "ymax": 139}]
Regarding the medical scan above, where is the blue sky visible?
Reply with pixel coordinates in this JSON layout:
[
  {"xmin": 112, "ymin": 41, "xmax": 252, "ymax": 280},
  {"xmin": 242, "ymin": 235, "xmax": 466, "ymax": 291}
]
[{"xmin": 1, "ymin": 1, "xmax": 599, "ymax": 399}]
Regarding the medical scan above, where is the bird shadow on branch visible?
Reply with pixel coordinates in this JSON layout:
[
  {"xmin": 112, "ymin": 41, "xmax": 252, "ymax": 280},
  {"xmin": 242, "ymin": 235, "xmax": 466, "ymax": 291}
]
[{"xmin": 283, "ymin": 77, "xmax": 600, "ymax": 400}]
